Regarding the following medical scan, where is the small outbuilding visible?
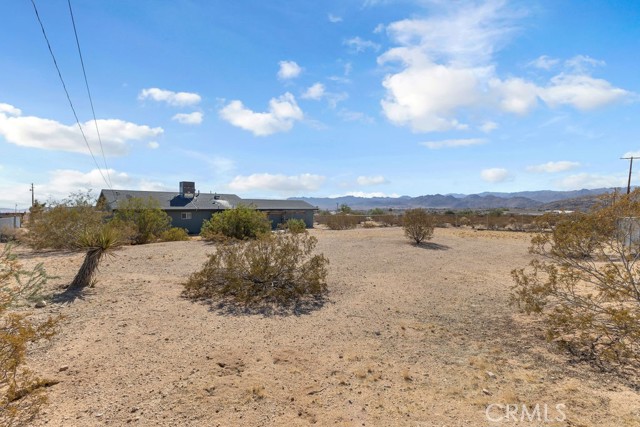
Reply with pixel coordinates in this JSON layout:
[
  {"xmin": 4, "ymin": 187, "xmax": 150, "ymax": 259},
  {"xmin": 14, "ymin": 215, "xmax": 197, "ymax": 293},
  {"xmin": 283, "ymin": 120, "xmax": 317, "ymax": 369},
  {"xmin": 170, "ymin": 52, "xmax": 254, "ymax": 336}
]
[{"xmin": 98, "ymin": 181, "xmax": 317, "ymax": 234}]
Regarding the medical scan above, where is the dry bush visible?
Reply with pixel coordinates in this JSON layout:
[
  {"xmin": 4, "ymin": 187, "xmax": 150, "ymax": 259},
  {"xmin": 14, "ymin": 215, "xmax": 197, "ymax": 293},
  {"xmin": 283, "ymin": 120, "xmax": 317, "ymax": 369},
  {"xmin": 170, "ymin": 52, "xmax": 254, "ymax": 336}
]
[
  {"xmin": 278, "ymin": 218, "xmax": 306, "ymax": 234},
  {"xmin": 26, "ymin": 192, "xmax": 106, "ymax": 250},
  {"xmin": 183, "ymin": 233, "xmax": 328, "ymax": 311},
  {"xmin": 0, "ymin": 227, "xmax": 20, "ymax": 243},
  {"xmin": 512, "ymin": 191, "xmax": 640, "ymax": 370},
  {"xmin": 362, "ymin": 221, "xmax": 377, "ymax": 228},
  {"xmin": 325, "ymin": 214, "xmax": 359, "ymax": 230},
  {"xmin": 201, "ymin": 205, "xmax": 271, "ymax": 241},
  {"xmin": 402, "ymin": 208, "xmax": 435, "ymax": 245},
  {"xmin": 160, "ymin": 227, "xmax": 190, "ymax": 242},
  {"xmin": 1, "ymin": 245, "xmax": 59, "ymax": 426},
  {"xmin": 374, "ymin": 214, "xmax": 401, "ymax": 227}
]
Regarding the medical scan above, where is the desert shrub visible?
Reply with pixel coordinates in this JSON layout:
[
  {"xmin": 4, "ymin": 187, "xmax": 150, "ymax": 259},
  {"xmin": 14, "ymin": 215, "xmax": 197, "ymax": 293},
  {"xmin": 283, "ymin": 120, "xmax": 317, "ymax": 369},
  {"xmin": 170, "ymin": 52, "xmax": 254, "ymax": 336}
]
[
  {"xmin": 160, "ymin": 227, "xmax": 190, "ymax": 242},
  {"xmin": 362, "ymin": 221, "xmax": 377, "ymax": 228},
  {"xmin": 402, "ymin": 208, "xmax": 435, "ymax": 245},
  {"xmin": 200, "ymin": 205, "xmax": 271, "ymax": 241},
  {"xmin": 279, "ymin": 218, "xmax": 307, "ymax": 234},
  {"xmin": 183, "ymin": 232, "xmax": 328, "ymax": 310},
  {"xmin": 26, "ymin": 191, "xmax": 106, "ymax": 250},
  {"xmin": 1, "ymin": 245, "xmax": 59, "ymax": 426},
  {"xmin": 369, "ymin": 208, "xmax": 385, "ymax": 215},
  {"xmin": 376, "ymin": 214, "xmax": 401, "ymax": 227},
  {"xmin": 325, "ymin": 214, "xmax": 359, "ymax": 230},
  {"xmin": 338, "ymin": 204, "xmax": 352, "ymax": 214},
  {"xmin": 512, "ymin": 190, "xmax": 640, "ymax": 369},
  {"xmin": 459, "ymin": 216, "xmax": 471, "ymax": 227},
  {"xmin": 0, "ymin": 226, "xmax": 20, "ymax": 243},
  {"xmin": 110, "ymin": 197, "xmax": 171, "ymax": 244}
]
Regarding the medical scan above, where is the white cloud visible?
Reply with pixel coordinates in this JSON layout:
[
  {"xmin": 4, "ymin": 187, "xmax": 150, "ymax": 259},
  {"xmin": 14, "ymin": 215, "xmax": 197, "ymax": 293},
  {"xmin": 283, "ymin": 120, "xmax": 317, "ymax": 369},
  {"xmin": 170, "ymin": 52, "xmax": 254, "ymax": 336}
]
[
  {"xmin": 377, "ymin": 2, "xmax": 632, "ymax": 133},
  {"xmin": 219, "ymin": 92, "xmax": 303, "ymax": 136},
  {"xmin": 379, "ymin": 50, "xmax": 482, "ymax": 131},
  {"xmin": 344, "ymin": 37, "xmax": 381, "ymax": 53},
  {"xmin": 171, "ymin": 111, "xmax": 203, "ymax": 125},
  {"xmin": 481, "ymin": 168, "xmax": 509, "ymax": 183},
  {"xmin": 0, "ymin": 103, "xmax": 21, "ymax": 116},
  {"xmin": 623, "ymin": 151, "xmax": 640, "ymax": 158},
  {"xmin": 526, "ymin": 161, "xmax": 580, "ymax": 173},
  {"xmin": 420, "ymin": 138, "xmax": 486, "ymax": 149},
  {"xmin": 489, "ymin": 77, "xmax": 539, "ymax": 114},
  {"xmin": 148, "ymin": 141, "xmax": 159, "ymax": 149},
  {"xmin": 328, "ymin": 14, "xmax": 342, "ymax": 23},
  {"xmin": 556, "ymin": 173, "xmax": 625, "ymax": 190},
  {"xmin": 539, "ymin": 73, "xmax": 629, "ymax": 110},
  {"xmin": 301, "ymin": 83, "xmax": 326, "ymax": 100},
  {"xmin": 0, "ymin": 105, "xmax": 163, "ymax": 156},
  {"xmin": 480, "ymin": 121, "xmax": 498, "ymax": 133},
  {"xmin": 373, "ymin": 23, "xmax": 385, "ymax": 34},
  {"xmin": 528, "ymin": 55, "xmax": 559, "ymax": 70},
  {"xmin": 277, "ymin": 60, "xmax": 302, "ymax": 80},
  {"xmin": 138, "ymin": 88, "xmax": 201, "ymax": 106},
  {"xmin": 338, "ymin": 109, "xmax": 375, "ymax": 124},
  {"xmin": 49, "ymin": 168, "xmax": 132, "ymax": 194},
  {"xmin": 356, "ymin": 175, "xmax": 387, "ymax": 185},
  {"xmin": 228, "ymin": 173, "xmax": 325, "ymax": 193},
  {"xmin": 565, "ymin": 55, "xmax": 605, "ymax": 73}
]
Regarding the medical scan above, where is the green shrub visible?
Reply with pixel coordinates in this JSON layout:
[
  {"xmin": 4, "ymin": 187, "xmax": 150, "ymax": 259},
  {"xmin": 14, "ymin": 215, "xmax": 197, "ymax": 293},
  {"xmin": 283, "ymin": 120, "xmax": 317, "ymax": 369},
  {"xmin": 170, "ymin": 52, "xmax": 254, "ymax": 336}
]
[
  {"xmin": 402, "ymin": 208, "xmax": 435, "ymax": 245},
  {"xmin": 325, "ymin": 214, "xmax": 359, "ymax": 230},
  {"xmin": 200, "ymin": 205, "xmax": 271, "ymax": 241},
  {"xmin": 160, "ymin": 227, "xmax": 190, "ymax": 241},
  {"xmin": 26, "ymin": 191, "xmax": 106, "ymax": 250},
  {"xmin": 279, "ymin": 218, "xmax": 307, "ymax": 234},
  {"xmin": 183, "ymin": 232, "xmax": 328, "ymax": 310},
  {"xmin": 110, "ymin": 197, "xmax": 171, "ymax": 244}
]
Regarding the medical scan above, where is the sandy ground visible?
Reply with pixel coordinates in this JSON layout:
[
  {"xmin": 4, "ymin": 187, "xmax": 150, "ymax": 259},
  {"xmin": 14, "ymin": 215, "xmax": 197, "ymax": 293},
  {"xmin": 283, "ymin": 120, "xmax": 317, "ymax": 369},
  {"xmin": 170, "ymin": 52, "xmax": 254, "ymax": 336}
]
[{"xmin": 7, "ymin": 227, "xmax": 640, "ymax": 426}]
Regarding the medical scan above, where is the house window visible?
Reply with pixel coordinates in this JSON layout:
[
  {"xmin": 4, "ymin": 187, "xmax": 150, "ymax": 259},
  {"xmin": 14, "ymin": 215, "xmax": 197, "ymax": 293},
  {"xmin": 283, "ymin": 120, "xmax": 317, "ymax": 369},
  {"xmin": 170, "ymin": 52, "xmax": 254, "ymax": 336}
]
[{"xmin": 181, "ymin": 212, "xmax": 192, "ymax": 220}]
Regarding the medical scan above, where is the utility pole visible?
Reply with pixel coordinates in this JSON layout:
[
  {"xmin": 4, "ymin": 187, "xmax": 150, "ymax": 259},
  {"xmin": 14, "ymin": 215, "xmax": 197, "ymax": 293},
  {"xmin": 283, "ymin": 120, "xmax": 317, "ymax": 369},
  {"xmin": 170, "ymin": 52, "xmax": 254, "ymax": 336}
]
[
  {"xmin": 621, "ymin": 157, "xmax": 635, "ymax": 194},
  {"xmin": 29, "ymin": 183, "xmax": 35, "ymax": 207}
]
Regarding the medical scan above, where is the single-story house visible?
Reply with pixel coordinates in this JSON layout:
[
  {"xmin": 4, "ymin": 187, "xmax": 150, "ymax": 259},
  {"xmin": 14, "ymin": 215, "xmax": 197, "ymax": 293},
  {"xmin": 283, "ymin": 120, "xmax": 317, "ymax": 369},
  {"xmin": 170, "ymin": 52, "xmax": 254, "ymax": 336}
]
[{"xmin": 98, "ymin": 181, "xmax": 317, "ymax": 234}]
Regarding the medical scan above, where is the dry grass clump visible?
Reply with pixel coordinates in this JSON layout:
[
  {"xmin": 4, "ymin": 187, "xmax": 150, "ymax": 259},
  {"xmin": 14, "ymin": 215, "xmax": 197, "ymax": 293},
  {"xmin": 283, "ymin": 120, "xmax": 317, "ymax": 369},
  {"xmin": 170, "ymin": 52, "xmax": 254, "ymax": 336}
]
[
  {"xmin": 183, "ymin": 232, "xmax": 329, "ymax": 312},
  {"xmin": 1, "ymin": 245, "xmax": 59, "ymax": 426}
]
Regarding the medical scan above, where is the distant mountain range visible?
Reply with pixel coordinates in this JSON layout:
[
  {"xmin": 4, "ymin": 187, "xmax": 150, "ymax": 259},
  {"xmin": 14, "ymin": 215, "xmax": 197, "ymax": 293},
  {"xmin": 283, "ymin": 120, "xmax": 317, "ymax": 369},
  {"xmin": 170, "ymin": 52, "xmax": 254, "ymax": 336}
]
[{"xmin": 291, "ymin": 188, "xmax": 618, "ymax": 211}]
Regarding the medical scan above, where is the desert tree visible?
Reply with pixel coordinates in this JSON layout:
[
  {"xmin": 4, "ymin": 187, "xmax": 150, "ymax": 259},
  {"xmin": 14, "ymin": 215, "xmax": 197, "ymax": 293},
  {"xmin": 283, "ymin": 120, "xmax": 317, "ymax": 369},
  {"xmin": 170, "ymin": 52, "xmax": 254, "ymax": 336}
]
[
  {"xmin": 68, "ymin": 226, "xmax": 120, "ymax": 290},
  {"xmin": 512, "ymin": 190, "xmax": 640, "ymax": 369},
  {"xmin": 402, "ymin": 208, "xmax": 435, "ymax": 245}
]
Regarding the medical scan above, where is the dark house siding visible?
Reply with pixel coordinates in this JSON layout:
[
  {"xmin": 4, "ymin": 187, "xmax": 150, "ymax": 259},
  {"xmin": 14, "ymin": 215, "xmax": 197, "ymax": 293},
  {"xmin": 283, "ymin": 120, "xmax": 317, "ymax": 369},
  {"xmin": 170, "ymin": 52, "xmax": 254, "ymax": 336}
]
[{"xmin": 167, "ymin": 210, "xmax": 220, "ymax": 234}]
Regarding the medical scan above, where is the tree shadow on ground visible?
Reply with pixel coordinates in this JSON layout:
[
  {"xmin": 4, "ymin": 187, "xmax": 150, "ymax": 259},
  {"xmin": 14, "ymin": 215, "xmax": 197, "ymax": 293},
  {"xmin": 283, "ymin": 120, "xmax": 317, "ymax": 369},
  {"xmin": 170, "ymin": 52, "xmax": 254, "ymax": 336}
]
[
  {"xmin": 185, "ymin": 294, "xmax": 329, "ymax": 317},
  {"xmin": 49, "ymin": 286, "xmax": 89, "ymax": 304},
  {"xmin": 416, "ymin": 242, "xmax": 450, "ymax": 250}
]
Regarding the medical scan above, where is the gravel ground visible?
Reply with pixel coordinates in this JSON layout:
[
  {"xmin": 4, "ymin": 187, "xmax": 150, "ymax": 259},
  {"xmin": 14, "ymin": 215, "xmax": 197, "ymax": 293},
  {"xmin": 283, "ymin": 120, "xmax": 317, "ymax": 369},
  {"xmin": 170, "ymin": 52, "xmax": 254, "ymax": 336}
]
[{"xmin": 7, "ymin": 227, "xmax": 640, "ymax": 426}]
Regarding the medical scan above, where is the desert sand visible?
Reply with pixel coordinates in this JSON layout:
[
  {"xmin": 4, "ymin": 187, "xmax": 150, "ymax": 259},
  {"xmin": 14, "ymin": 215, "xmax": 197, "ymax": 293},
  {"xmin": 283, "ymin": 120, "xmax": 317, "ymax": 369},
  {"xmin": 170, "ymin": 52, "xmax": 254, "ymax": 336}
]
[{"xmin": 9, "ymin": 227, "xmax": 640, "ymax": 426}]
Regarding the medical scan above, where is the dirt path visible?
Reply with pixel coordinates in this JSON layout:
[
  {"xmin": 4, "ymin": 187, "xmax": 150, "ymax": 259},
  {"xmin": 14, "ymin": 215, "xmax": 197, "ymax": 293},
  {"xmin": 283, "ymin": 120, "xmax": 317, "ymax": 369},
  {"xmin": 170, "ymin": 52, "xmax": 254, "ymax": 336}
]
[{"xmin": 10, "ymin": 227, "xmax": 640, "ymax": 426}]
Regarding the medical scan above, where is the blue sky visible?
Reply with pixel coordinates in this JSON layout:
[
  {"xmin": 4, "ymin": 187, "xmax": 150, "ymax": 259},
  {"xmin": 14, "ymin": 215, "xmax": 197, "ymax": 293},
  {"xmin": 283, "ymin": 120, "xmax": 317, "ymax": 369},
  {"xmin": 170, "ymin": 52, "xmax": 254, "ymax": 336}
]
[{"xmin": 1, "ymin": 0, "xmax": 639, "ymax": 209}]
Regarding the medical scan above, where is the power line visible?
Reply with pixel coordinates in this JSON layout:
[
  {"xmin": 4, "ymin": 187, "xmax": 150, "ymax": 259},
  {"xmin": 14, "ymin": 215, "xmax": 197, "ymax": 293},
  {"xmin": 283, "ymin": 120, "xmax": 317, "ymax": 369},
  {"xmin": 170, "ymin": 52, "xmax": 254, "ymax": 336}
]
[
  {"xmin": 67, "ymin": 0, "xmax": 112, "ymax": 189},
  {"xmin": 29, "ymin": 0, "xmax": 111, "ymax": 190}
]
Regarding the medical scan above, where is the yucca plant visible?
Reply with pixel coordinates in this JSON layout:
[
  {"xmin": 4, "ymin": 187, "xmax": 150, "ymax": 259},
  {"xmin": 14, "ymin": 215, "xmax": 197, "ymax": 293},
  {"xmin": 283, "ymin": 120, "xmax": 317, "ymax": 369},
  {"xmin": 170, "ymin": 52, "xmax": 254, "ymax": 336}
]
[{"xmin": 69, "ymin": 226, "xmax": 120, "ymax": 290}]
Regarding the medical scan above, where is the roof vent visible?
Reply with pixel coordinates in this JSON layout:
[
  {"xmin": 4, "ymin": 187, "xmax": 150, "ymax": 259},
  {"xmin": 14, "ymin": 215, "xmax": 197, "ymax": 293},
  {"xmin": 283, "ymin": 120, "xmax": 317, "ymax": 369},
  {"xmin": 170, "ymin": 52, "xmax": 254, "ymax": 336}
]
[{"xmin": 180, "ymin": 181, "xmax": 195, "ymax": 199}]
